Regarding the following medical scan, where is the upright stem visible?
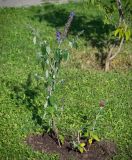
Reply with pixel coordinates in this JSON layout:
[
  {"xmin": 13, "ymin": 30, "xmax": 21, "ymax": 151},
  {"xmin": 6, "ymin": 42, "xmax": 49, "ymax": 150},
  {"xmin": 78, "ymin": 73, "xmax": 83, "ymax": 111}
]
[
  {"xmin": 109, "ymin": 37, "xmax": 124, "ymax": 61},
  {"xmin": 61, "ymin": 13, "xmax": 74, "ymax": 41},
  {"xmin": 92, "ymin": 109, "xmax": 102, "ymax": 132},
  {"xmin": 77, "ymin": 131, "xmax": 81, "ymax": 143},
  {"xmin": 116, "ymin": 0, "xmax": 124, "ymax": 24},
  {"xmin": 51, "ymin": 115, "xmax": 61, "ymax": 147}
]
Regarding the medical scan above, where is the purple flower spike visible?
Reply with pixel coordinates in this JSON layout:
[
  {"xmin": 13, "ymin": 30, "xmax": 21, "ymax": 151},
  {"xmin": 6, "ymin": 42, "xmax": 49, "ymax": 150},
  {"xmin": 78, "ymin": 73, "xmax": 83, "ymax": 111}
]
[
  {"xmin": 70, "ymin": 12, "xmax": 75, "ymax": 18},
  {"xmin": 56, "ymin": 31, "xmax": 61, "ymax": 42}
]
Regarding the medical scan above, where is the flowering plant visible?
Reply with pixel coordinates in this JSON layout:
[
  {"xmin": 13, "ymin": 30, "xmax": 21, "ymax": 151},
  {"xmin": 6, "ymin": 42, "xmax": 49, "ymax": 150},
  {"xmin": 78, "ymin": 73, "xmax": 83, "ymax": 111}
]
[{"xmin": 32, "ymin": 12, "xmax": 76, "ymax": 146}]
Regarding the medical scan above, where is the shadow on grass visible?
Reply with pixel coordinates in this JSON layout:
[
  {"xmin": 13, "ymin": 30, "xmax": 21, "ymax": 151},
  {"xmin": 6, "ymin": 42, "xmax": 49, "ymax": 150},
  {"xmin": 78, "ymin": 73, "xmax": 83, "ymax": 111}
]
[
  {"xmin": 31, "ymin": 4, "xmax": 115, "ymax": 67},
  {"xmin": 9, "ymin": 73, "xmax": 44, "ymax": 128}
]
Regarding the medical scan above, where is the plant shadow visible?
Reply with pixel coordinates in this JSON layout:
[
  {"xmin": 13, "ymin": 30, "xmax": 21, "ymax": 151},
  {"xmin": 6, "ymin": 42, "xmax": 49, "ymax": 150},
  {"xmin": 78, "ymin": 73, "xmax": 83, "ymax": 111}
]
[
  {"xmin": 31, "ymin": 3, "xmax": 115, "ymax": 67},
  {"xmin": 9, "ymin": 73, "xmax": 44, "ymax": 128}
]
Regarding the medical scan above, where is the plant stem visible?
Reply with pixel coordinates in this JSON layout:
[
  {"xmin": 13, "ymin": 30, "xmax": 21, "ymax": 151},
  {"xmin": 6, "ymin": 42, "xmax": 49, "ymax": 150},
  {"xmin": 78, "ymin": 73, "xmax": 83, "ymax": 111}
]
[
  {"xmin": 109, "ymin": 37, "xmax": 124, "ymax": 61},
  {"xmin": 92, "ymin": 109, "xmax": 102, "ymax": 132},
  {"xmin": 77, "ymin": 131, "xmax": 81, "ymax": 143},
  {"xmin": 51, "ymin": 115, "xmax": 61, "ymax": 147}
]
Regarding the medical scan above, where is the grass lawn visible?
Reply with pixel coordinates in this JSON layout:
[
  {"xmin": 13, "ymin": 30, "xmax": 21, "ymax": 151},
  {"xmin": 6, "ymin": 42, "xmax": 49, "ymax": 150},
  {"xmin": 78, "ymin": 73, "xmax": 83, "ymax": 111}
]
[{"xmin": 0, "ymin": 1, "xmax": 132, "ymax": 160}]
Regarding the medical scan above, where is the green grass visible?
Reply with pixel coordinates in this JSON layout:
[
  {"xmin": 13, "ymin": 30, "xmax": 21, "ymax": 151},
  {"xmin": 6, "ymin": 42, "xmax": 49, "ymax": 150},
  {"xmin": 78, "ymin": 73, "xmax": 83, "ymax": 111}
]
[{"xmin": 0, "ymin": 2, "xmax": 132, "ymax": 160}]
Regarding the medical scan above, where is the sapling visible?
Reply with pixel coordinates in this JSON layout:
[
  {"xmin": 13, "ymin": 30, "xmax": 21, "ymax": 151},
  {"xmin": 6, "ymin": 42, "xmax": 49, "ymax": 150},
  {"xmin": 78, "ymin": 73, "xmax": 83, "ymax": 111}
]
[
  {"xmin": 73, "ymin": 100, "xmax": 106, "ymax": 153},
  {"xmin": 32, "ymin": 12, "xmax": 75, "ymax": 147},
  {"xmin": 104, "ymin": 0, "xmax": 131, "ymax": 71},
  {"xmin": 84, "ymin": 0, "xmax": 131, "ymax": 71}
]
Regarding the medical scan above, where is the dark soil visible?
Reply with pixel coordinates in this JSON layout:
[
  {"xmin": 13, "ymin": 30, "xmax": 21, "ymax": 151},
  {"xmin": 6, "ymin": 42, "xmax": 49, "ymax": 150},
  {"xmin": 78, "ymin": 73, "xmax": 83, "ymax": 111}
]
[{"xmin": 26, "ymin": 134, "xmax": 117, "ymax": 160}]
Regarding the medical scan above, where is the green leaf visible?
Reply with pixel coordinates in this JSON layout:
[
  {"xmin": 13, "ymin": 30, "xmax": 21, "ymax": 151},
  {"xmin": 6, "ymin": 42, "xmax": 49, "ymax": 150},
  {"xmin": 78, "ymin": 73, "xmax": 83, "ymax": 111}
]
[
  {"xmin": 125, "ymin": 31, "xmax": 129, "ymax": 41},
  {"xmin": 118, "ymin": 28, "xmax": 125, "ymax": 39},
  {"xmin": 88, "ymin": 138, "xmax": 93, "ymax": 144},
  {"xmin": 36, "ymin": 52, "xmax": 42, "ymax": 62},
  {"xmin": 44, "ymin": 101, "xmax": 48, "ymax": 108},
  {"xmin": 125, "ymin": 29, "xmax": 131, "ymax": 41},
  {"xmin": 84, "ymin": 131, "xmax": 89, "ymax": 138},
  {"xmin": 45, "ymin": 70, "xmax": 49, "ymax": 78},
  {"xmin": 59, "ymin": 135, "xmax": 65, "ymax": 144},
  {"xmin": 104, "ymin": 15, "xmax": 110, "ymax": 24},
  {"xmin": 114, "ymin": 28, "xmax": 120, "ymax": 37},
  {"xmin": 46, "ymin": 46, "xmax": 51, "ymax": 54},
  {"xmin": 46, "ymin": 59, "xmax": 49, "ymax": 65},
  {"xmin": 72, "ymin": 40, "xmax": 78, "ymax": 49},
  {"xmin": 78, "ymin": 146, "xmax": 84, "ymax": 153},
  {"xmin": 41, "ymin": 44, "xmax": 47, "ymax": 56},
  {"xmin": 34, "ymin": 73, "xmax": 40, "ymax": 81},
  {"xmin": 90, "ymin": 0, "xmax": 95, "ymax": 5},
  {"xmin": 69, "ymin": 41, "xmax": 73, "ymax": 48},
  {"xmin": 63, "ymin": 50, "xmax": 69, "ymax": 61},
  {"xmin": 48, "ymin": 107, "xmax": 55, "ymax": 115},
  {"xmin": 69, "ymin": 39, "xmax": 78, "ymax": 49},
  {"xmin": 80, "ymin": 143, "xmax": 85, "ymax": 147},
  {"xmin": 41, "ymin": 60, "xmax": 45, "ymax": 71},
  {"xmin": 73, "ymin": 141, "xmax": 78, "ymax": 148},
  {"xmin": 33, "ymin": 36, "xmax": 36, "ymax": 45},
  {"xmin": 55, "ymin": 49, "xmax": 62, "ymax": 62},
  {"xmin": 93, "ymin": 134, "xmax": 100, "ymax": 141},
  {"xmin": 90, "ymin": 131, "xmax": 100, "ymax": 141}
]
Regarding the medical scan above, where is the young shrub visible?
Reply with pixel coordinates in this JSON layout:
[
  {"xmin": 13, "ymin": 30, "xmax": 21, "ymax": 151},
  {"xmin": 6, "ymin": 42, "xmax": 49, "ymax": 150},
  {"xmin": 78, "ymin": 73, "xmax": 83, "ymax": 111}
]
[{"xmin": 32, "ymin": 12, "xmax": 77, "ymax": 147}]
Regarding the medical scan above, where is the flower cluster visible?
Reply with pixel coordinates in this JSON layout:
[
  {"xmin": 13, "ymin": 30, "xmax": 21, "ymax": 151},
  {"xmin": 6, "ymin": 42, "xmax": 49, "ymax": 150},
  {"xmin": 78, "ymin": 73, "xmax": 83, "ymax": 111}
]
[
  {"xmin": 56, "ymin": 11, "xmax": 75, "ymax": 42},
  {"xmin": 70, "ymin": 11, "xmax": 75, "ymax": 18},
  {"xmin": 56, "ymin": 31, "xmax": 61, "ymax": 42}
]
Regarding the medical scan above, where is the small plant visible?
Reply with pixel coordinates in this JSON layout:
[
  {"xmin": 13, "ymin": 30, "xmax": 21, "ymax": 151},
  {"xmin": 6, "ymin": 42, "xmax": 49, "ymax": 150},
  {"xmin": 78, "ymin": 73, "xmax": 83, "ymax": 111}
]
[
  {"xmin": 72, "ymin": 100, "xmax": 106, "ymax": 153},
  {"xmin": 88, "ymin": 100, "xmax": 105, "ymax": 144},
  {"xmin": 32, "ymin": 12, "xmax": 82, "ymax": 147},
  {"xmin": 72, "ymin": 141, "xmax": 86, "ymax": 153},
  {"xmin": 73, "ymin": 130, "xmax": 86, "ymax": 153},
  {"xmin": 31, "ymin": 8, "xmax": 107, "ymax": 154}
]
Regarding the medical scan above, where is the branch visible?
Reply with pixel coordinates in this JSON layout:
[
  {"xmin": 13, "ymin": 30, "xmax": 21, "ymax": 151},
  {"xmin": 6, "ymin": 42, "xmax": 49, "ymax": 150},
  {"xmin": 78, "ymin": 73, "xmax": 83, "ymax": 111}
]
[
  {"xmin": 109, "ymin": 37, "xmax": 124, "ymax": 61},
  {"xmin": 107, "ymin": 43, "xmax": 116, "ymax": 60},
  {"xmin": 116, "ymin": 0, "xmax": 124, "ymax": 23}
]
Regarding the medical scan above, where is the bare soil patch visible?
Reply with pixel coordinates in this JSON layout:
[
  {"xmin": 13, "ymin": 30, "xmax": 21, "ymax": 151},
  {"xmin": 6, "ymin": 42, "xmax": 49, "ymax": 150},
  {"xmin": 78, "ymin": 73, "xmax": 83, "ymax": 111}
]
[{"xmin": 26, "ymin": 134, "xmax": 117, "ymax": 160}]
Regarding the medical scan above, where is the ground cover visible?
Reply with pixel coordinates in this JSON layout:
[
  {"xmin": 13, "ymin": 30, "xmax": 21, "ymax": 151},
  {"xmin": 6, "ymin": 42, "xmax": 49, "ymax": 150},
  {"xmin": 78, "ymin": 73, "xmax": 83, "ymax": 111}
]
[{"xmin": 0, "ymin": 1, "xmax": 132, "ymax": 160}]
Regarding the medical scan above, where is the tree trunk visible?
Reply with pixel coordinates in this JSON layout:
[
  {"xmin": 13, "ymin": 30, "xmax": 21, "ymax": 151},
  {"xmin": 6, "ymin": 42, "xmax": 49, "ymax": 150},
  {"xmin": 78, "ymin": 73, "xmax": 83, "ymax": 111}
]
[
  {"xmin": 105, "ymin": 59, "xmax": 110, "ymax": 72},
  {"xmin": 104, "ymin": 0, "xmax": 125, "ymax": 72},
  {"xmin": 104, "ymin": 45, "xmax": 113, "ymax": 72}
]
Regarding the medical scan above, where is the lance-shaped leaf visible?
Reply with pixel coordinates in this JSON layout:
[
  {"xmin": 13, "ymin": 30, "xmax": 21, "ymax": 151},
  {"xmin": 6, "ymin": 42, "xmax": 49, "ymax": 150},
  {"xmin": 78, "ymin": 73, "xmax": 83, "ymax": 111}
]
[
  {"xmin": 125, "ymin": 29, "xmax": 131, "ymax": 41},
  {"xmin": 114, "ymin": 28, "xmax": 120, "ymax": 37},
  {"xmin": 45, "ymin": 70, "xmax": 49, "ymax": 78},
  {"xmin": 33, "ymin": 36, "xmax": 36, "ymax": 45},
  {"xmin": 78, "ymin": 147, "xmax": 84, "ymax": 153},
  {"xmin": 55, "ymin": 49, "xmax": 62, "ymax": 62},
  {"xmin": 46, "ymin": 45, "xmax": 51, "ymax": 54},
  {"xmin": 63, "ymin": 50, "xmax": 69, "ymax": 61}
]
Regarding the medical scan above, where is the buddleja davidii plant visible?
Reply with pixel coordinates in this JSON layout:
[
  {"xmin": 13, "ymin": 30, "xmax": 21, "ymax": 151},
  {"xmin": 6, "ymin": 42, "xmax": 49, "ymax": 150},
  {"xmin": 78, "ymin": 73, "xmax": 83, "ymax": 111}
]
[
  {"xmin": 72, "ymin": 100, "xmax": 106, "ymax": 153},
  {"xmin": 32, "ymin": 12, "xmax": 75, "ymax": 147}
]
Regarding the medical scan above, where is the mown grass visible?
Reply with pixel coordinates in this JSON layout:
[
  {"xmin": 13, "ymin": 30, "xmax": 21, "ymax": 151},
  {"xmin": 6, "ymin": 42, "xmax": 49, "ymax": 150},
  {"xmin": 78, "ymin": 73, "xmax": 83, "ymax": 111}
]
[{"xmin": 0, "ymin": 1, "xmax": 132, "ymax": 160}]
